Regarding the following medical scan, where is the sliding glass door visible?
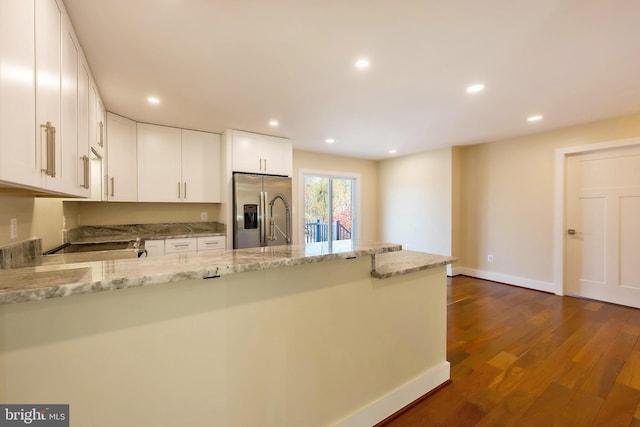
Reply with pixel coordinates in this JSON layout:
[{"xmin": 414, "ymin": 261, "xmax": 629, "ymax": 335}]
[{"xmin": 304, "ymin": 174, "xmax": 356, "ymax": 244}]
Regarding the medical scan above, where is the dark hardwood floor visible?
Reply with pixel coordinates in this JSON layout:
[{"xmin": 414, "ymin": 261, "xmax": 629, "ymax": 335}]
[{"xmin": 382, "ymin": 275, "xmax": 640, "ymax": 427}]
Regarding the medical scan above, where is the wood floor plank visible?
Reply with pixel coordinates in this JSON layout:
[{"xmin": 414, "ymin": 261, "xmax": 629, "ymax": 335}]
[
  {"xmin": 590, "ymin": 383, "xmax": 640, "ymax": 426},
  {"xmin": 381, "ymin": 276, "xmax": 640, "ymax": 427},
  {"xmin": 618, "ymin": 351, "xmax": 640, "ymax": 391}
]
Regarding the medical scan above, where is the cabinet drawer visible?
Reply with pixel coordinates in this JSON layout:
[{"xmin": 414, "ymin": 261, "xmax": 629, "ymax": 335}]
[
  {"xmin": 164, "ymin": 238, "xmax": 197, "ymax": 254},
  {"xmin": 197, "ymin": 236, "xmax": 225, "ymax": 251},
  {"xmin": 144, "ymin": 239, "xmax": 165, "ymax": 257}
]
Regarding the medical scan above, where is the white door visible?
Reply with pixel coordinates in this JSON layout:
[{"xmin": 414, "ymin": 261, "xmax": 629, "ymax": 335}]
[{"xmin": 566, "ymin": 145, "xmax": 640, "ymax": 307}]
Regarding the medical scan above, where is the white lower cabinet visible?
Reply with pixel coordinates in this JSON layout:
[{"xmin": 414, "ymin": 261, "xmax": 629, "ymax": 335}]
[
  {"xmin": 145, "ymin": 236, "xmax": 226, "ymax": 257},
  {"xmin": 197, "ymin": 236, "xmax": 225, "ymax": 252},
  {"xmin": 164, "ymin": 238, "xmax": 197, "ymax": 255},
  {"xmin": 144, "ymin": 240, "xmax": 165, "ymax": 257}
]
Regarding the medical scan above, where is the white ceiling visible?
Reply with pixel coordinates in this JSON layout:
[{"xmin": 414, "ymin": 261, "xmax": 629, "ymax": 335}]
[{"xmin": 62, "ymin": 0, "xmax": 640, "ymax": 160}]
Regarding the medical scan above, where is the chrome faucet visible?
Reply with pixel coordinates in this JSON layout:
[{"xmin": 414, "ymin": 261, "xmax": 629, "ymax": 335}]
[{"xmin": 267, "ymin": 193, "xmax": 292, "ymax": 243}]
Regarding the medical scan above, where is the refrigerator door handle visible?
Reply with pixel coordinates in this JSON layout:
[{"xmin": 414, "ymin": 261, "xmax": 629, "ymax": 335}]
[{"xmin": 259, "ymin": 191, "xmax": 265, "ymax": 245}]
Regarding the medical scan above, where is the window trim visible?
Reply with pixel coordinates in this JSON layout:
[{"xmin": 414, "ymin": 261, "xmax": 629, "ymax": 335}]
[{"xmin": 298, "ymin": 168, "xmax": 361, "ymax": 245}]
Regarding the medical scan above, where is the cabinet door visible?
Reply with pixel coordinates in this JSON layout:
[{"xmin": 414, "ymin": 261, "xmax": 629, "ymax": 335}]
[
  {"xmin": 0, "ymin": 0, "xmax": 40, "ymax": 188},
  {"xmin": 231, "ymin": 130, "xmax": 292, "ymax": 176},
  {"xmin": 35, "ymin": 0, "xmax": 62, "ymax": 191},
  {"xmin": 181, "ymin": 130, "xmax": 221, "ymax": 202},
  {"xmin": 262, "ymin": 135, "xmax": 292, "ymax": 176},
  {"xmin": 60, "ymin": 16, "xmax": 82, "ymax": 196},
  {"xmin": 106, "ymin": 112, "xmax": 137, "ymax": 201},
  {"xmin": 96, "ymin": 90, "xmax": 106, "ymax": 154},
  {"xmin": 88, "ymin": 78, "xmax": 106, "ymax": 157},
  {"xmin": 75, "ymin": 59, "xmax": 91, "ymax": 196},
  {"xmin": 137, "ymin": 123, "xmax": 182, "ymax": 202},
  {"xmin": 231, "ymin": 130, "xmax": 264, "ymax": 174}
]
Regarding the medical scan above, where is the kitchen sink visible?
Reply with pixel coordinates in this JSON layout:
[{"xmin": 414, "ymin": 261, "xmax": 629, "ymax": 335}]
[
  {"xmin": 63, "ymin": 241, "xmax": 137, "ymax": 253},
  {"xmin": 44, "ymin": 240, "xmax": 142, "ymax": 255}
]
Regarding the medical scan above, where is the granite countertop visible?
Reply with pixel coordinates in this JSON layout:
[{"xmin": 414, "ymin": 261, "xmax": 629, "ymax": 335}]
[
  {"xmin": 0, "ymin": 241, "xmax": 401, "ymax": 305},
  {"xmin": 371, "ymin": 250, "xmax": 457, "ymax": 279},
  {"xmin": 67, "ymin": 222, "xmax": 226, "ymax": 244},
  {"xmin": 0, "ymin": 243, "xmax": 458, "ymax": 305}
]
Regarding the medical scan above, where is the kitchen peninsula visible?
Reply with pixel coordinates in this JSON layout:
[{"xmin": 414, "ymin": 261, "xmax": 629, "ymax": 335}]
[{"xmin": 0, "ymin": 242, "xmax": 455, "ymax": 427}]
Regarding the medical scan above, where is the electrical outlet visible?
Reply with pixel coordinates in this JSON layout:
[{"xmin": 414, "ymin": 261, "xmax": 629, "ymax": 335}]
[
  {"xmin": 200, "ymin": 212, "xmax": 208, "ymax": 221},
  {"xmin": 10, "ymin": 218, "xmax": 18, "ymax": 239},
  {"xmin": 488, "ymin": 254, "xmax": 494, "ymax": 263}
]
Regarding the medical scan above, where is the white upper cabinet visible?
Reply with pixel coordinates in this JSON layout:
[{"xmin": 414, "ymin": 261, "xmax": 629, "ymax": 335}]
[
  {"xmin": 76, "ymin": 58, "xmax": 91, "ymax": 196},
  {"xmin": 106, "ymin": 113, "xmax": 137, "ymax": 202},
  {"xmin": 181, "ymin": 129, "xmax": 221, "ymax": 203},
  {"xmin": 0, "ymin": 0, "xmax": 40, "ymax": 188},
  {"xmin": 137, "ymin": 124, "xmax": 221, "ymax": 203},
  {"xmin": 89, "ymin": 78, "xmax": 106, "ymax": 157},
  {"xmin": 35, "ymin": 0, "xmax": 62, "ymax": 192},
  {"xmin": 60, "ymin": 12, "xmax": 87, "ymax": 196},
  {"xmin": 137, "ymin": 123, "xmax": 182, "ymax": 202},
  {"xmin": 230, "ymin": 130, "xmax": 292, "ymax": 176},
  {"xmin": 1, "ymin": 0, "xmax": 95, "ymax": 196}
]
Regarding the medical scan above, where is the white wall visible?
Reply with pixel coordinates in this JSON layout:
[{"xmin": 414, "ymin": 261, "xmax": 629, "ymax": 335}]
[{"xmin": 378, "ymin": 147, "xmax": 454, "ymax": 256}]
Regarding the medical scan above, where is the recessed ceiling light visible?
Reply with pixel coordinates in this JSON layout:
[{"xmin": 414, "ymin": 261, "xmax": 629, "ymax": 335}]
[
  {"xmin": 325, "ymin": 138, "xmax": 335, "ymax": 144},
  {"xmin": 388, "ymin": 149, "xmax": 397, "ymax": 154},
  {"xmin": 527, "ymin": 115, "xmax": 543, "ymax": 122},
  {"xmin": 355, "ymin": 58, "xmax": 370, "ymax": 69},
  {"xmin": 466, "ymin": 84, "xmax": 485, "ymax": 93},
  {"xmin": 269, "ymin": 120, "xmax": 279, "ymax": 127},
  {"xmin": 147, "ymin": 96, "xmax": 160, "ymax": 104}
]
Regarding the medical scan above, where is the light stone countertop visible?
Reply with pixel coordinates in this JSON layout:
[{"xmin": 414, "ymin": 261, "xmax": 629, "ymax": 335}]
[
  {"xmin": 372, "ymin": 250, "xmax": 457, "ymax": 279},
  {"xmin": 0, "ymin": 243, "xmax": 457, "ymax": 305},
  {"xmin": 0, "ymin": 241, "xmax": 401, "ymax": 305}
]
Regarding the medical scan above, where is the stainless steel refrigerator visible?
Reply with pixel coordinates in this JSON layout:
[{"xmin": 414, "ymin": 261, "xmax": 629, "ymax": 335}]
[{"xmin": 233, "ymin": 172, "xmax": 293, "ymax": 249}]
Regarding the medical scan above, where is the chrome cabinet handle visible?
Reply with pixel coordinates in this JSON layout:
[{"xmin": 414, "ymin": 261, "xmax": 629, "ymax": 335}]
[
  {"xmin": 40, "ymin": 122, "xmax": 56, "ymax": 177},
  {"xmin": 264, "ymin": 158, "xmax": 267, "ymax": 171},
  {"xmin": 110, "ymin": 177, "xmax": 115, "ymax": 197},
  {"xmin": 184, "ymin": 182, "xmax": 187, "ymax": 200},
  {"xmin": 178, "ymin": 181, "xmax": 181, "ymax": 199},
  {"xmin": 81, "ymin": 155, "xmax": 90, "ymax": 189}
]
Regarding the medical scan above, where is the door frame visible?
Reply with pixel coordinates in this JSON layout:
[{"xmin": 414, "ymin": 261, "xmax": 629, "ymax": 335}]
[{"xmin": 553, "ymin": 136, "xmax": 640, "ymax": 296}]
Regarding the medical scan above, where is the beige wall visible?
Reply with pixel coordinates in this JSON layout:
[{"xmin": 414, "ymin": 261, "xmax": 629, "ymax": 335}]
[
  {"xmin": 378, "ymin": 147, "xmax": 455, "ymax": 256},
  {"xmin": 68, "ymin": 201, "xmax": 221, "ymax": 227},
  {"xmin": 0, "ymin": 193, "xmax": 35, "ymax": 247},
  {"xmin": 292, "ymin": 149, "xmax": 379, "ymax": 243},
  {"xmin": 459, "ymin": 112, "xmax": 640, "ymax": 285},
  {"xmin": 0, "ymin": 194, "xmax": 221, "ymax": 252}
]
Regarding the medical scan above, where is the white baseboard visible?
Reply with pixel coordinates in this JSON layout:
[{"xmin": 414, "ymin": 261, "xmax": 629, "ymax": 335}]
[
  {"xmin": 454, "ymin": 267, "xmax": 560, "ymax": 294},
  {"xmin": 333, "ymin": 361, "xmax": 450, "ymax": 427}
]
